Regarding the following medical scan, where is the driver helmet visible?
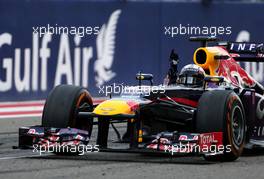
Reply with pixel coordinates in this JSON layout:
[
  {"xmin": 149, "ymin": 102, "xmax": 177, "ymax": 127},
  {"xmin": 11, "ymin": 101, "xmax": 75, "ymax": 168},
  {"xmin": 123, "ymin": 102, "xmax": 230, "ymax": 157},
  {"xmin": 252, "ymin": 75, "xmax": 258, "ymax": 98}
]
[{"xmin": 178, "ymin": 64, "xmax": 205, "ymax": 87}]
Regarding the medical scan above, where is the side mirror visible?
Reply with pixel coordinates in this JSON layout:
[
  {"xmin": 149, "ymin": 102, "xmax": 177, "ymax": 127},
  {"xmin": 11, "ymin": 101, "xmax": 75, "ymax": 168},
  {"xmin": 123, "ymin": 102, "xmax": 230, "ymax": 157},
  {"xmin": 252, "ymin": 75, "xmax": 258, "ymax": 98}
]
[
  {"xmin": 204, "ymin": 76, "xmax": 224, "ymax": 83},
  {"xmin": 203, "ymin": 76, "xmax": 224, "ymax": 89},
  {"xmin": 136, "ymin": 72, "xmax": 153, "ymax": 86}
]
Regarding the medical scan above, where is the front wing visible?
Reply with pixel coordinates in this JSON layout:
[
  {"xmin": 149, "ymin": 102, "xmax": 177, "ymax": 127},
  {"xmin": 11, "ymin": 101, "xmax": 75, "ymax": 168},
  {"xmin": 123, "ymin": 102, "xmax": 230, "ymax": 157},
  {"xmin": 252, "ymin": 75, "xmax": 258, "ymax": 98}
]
[{"xmin": 18, "ymin": 126, "xmax": 224, "ymax": 156}]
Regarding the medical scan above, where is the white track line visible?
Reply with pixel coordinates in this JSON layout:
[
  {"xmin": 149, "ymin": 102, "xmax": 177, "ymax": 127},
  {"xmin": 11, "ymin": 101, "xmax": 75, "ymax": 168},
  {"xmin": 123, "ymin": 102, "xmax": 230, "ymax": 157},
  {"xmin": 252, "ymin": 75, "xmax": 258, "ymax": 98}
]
[
  {"xmin": 0, "ymin": 100, "xmax": 45, "ymax": 106},
  {"xmin": 0, "ymin": 106, "xmax": 43, "ymax": 112},
  {"xmin": 0, "ymin": 154, "xmax": 49, "ymax": 160},
  {"xmin": 0, "ymin": 113, "xmax": 42, "ymax": 119}
]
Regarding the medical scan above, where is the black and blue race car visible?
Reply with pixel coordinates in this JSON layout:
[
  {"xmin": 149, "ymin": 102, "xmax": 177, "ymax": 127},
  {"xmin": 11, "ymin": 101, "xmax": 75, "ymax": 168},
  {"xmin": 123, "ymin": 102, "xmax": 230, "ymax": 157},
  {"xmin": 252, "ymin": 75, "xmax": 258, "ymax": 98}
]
[{"xmin": 18, "ymin": 37, "xmax": 264, "ymax": 161}]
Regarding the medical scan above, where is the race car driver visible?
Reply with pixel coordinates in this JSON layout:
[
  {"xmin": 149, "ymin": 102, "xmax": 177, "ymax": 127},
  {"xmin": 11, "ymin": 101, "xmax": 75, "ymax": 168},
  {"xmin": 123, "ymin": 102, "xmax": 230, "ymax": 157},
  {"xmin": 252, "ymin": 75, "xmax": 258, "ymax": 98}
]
[{"xmin": 177, "ymin": 64, "xmax": 206, "ymax": 88}]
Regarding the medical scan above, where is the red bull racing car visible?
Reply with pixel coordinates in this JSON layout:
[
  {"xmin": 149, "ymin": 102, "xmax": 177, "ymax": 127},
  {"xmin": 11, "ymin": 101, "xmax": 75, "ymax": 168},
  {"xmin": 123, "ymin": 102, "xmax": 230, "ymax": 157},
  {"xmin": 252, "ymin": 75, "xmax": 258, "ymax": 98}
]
[{"xmin": 18, "ymin": 37, "xmax": 264, "ymax": 161}]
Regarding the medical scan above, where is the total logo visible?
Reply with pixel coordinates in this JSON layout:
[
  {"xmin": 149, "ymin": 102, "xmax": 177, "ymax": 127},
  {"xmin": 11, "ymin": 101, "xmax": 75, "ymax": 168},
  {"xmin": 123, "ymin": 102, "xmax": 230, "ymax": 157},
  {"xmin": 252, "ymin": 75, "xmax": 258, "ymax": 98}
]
[
  {"xmin": 200, "ymin": 133, "xmax": 218, "ymax": 145},
  {"xmin": 0, "ymin": 10, "xmax": 121, "ymax": 92}
]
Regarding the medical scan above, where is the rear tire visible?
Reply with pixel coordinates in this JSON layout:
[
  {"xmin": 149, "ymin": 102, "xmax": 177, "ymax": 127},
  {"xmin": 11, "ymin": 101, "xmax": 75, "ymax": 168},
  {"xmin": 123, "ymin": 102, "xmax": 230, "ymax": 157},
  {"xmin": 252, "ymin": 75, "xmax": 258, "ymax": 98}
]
[
  {"xmin": 196, "ymin": 90, "xmax": 246, "ymax": 162},
  {"xmin": 42, "ymin": 85, "xmax": 93, "ymax": 136}
]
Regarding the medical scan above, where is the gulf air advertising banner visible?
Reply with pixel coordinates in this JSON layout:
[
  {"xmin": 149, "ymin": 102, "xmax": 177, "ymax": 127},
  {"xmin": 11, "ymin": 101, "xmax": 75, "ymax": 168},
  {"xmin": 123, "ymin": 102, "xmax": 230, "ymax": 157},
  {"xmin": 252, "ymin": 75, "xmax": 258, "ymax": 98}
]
[{"xmin": 0, "ymin": 1, "xmax": 264, "ymax": 101}]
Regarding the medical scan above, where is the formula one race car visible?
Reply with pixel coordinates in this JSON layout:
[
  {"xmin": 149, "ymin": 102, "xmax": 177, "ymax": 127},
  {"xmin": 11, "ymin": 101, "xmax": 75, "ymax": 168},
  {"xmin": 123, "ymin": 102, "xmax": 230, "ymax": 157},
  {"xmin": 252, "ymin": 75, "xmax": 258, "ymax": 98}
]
[{"xmin": 18, "ymin": 37, "xmax": 264, "ymax": 161}]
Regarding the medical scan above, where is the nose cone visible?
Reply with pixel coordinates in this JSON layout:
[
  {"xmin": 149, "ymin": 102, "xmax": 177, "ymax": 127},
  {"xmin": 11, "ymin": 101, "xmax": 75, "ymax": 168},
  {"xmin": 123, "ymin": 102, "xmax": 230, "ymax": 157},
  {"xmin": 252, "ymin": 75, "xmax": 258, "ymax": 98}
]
[{"xmin": 93, "ymin": 100, "xmax": 135, "ymax": 116}]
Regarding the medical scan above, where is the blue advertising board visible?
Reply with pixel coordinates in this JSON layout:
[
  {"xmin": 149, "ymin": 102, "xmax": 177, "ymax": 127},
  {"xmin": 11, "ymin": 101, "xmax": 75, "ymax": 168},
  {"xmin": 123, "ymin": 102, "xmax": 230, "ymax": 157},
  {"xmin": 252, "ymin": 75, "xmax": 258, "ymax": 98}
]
[{"xmin": 0, "ymin": 1, "xmax": 264, "ymax": 101}]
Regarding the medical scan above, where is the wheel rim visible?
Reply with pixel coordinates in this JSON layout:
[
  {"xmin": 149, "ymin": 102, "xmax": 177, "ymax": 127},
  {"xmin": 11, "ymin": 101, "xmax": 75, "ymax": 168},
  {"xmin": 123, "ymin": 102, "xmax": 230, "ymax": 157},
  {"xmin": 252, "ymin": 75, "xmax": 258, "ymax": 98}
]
[{"xmin": 231, "ymin": 106, "xmax": 244, "ymax": 146}]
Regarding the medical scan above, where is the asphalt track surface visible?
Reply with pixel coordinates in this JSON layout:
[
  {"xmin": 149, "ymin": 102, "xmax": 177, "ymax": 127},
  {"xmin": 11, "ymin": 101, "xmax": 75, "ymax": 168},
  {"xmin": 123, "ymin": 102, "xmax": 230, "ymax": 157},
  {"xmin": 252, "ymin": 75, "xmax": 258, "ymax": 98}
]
[{"xmin": 0, "ymin": 117, "xmax": 264, "ymax": 179}]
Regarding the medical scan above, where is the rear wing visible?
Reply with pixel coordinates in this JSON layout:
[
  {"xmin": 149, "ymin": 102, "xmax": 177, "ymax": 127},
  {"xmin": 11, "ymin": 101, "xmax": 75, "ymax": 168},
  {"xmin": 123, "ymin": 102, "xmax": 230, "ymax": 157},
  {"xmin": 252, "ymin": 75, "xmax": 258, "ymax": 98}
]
[{"xmin": 217, "ymin": 42, "xmax": 264, "ymax": 62}]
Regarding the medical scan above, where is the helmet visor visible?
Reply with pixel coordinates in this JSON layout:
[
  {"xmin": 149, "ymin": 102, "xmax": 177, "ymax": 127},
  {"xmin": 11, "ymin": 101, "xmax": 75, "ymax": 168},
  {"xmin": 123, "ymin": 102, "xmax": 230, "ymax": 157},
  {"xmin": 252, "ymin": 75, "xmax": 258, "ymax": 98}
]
[{"xmin": 178, "ymin": 74, "xmax": 204, "ymax": 86}]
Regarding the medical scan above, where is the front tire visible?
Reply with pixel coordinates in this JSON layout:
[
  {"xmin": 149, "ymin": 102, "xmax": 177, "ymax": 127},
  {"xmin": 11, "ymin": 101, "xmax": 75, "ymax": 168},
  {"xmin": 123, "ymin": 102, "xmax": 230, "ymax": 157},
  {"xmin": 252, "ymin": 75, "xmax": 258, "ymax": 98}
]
[
  {"xmin": 42, "ymin": 85, "xmax": 93, "ymax": 136},
  {"xmin": 196, "ymin": 90, "xmax": 246, "ymax": 162}
]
